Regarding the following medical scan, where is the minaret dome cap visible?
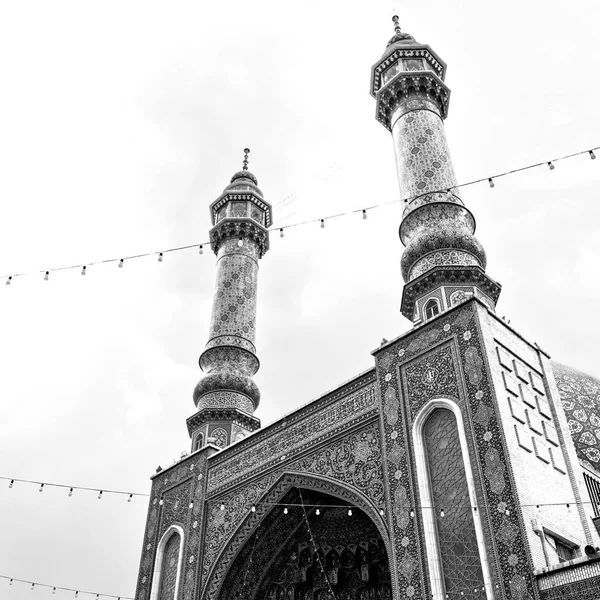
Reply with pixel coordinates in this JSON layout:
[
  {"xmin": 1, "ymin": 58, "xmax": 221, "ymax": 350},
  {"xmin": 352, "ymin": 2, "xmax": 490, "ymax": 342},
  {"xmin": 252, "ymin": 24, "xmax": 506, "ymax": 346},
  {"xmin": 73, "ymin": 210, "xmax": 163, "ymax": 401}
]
[{"xmin": 230, "ymin": 170, "xmax": 258, "ymax": 185}]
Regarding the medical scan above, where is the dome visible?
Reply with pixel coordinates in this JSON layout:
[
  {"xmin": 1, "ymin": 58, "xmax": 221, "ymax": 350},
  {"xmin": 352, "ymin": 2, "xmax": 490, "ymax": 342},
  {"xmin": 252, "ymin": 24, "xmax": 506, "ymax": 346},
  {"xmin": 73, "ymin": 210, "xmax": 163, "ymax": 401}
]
[
  {"xmin": 552, "ymin": 362, "xmax": 600, "ymax": 472},
  {"xmin": 386, "ymin": 31, "xmax": 416, "ymax": 48},
  {"xmin": 230, "ymin": 170, "xmax": 258, "ymax": 185}
]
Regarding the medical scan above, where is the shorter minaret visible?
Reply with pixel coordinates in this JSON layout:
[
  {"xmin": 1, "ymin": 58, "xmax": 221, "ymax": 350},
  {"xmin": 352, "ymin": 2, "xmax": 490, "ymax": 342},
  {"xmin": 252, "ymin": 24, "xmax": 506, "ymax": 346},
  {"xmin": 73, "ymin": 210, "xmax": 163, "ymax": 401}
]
[
  {"xmin": 187, "ymin": 149, "xmax": 272, "ymax": 450},
  {"xmin": 371, "ymin": 17, "xmax": 501, "ymax": 324}
]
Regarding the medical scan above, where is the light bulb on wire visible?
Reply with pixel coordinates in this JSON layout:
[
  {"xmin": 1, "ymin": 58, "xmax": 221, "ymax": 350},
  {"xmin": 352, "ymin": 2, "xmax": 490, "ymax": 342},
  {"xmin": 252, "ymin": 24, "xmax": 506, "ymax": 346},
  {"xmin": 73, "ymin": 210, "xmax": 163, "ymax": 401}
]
[
  {"xmin": 590, "ymin": 150, "xmax": 596, "ymax": 160},
  {"xmin": 280, "ymin": 229, "xmax": 284, "ymax": 238},
  {"xmin": 488, "ymin": 178, "xmax": 495, "ymax": 188},
  {"xmin": 68, "ymin": 487, "xmax": 73, "ymax": 497},
  {"xmin": 44, "ymin": 271, "xmax": 49, "ymax": 281},
  {"xmin": 199, "ymin": 245, "xmax": 203, "ymax": 255},
  {"xmin": 362, "ymin": 210, "xmax": 367, "ymax": 220},
  {"xmin": 320, "ymin": 219, "xmax": 325, "ymax": 228},
  {"xmin": 118, "ymin": 259, "xmax": 124, "ymax": 268},
  {"xmin": 9, "ymin": 479, "xmax": 14, "ymax": 489},
  {"xmin": 6, "ymin": 276, "xmax": 12, "ymax": 285},
  {"xmin": 548, "ymin": 161, "xmax": 555, "ymax": 170},
  {"xmin": 81, "ymin": 266, "xmax": 86, "ymax": 276},
  {"xmin": 158, "ymin": 252, "xmax": 163, "ymax": 262}
]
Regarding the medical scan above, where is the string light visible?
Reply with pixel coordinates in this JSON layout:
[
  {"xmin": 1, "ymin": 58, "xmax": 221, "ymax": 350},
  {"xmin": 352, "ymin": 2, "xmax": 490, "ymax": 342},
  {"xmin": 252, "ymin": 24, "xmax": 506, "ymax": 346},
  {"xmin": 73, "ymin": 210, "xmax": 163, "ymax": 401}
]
[
  {"xmin": 251, "ymin": 505, "xmax": 256, "ymax": 512},
  {"xmin": 283, "ymin": 507, "xmax": 288, "ymax": 514},
  {"xmin": 315, "ymin": 508, "xmax": 320, "ymax": 516},
  {"xmin": 81, "ymin": 266, "xmax": 86, "ymax": 275},
  {"xmin": 159, "ymin": 497, "xmax": 164, "ymax": 506},
  {"xmin": 280, "ymin": 228, "xmax": 284, "ymax": 238},
  {"xmin": 158, "ymin": 252, "xmax": 163, "ymax": 263},
  {"xmin": 44, "ymin": 271, "xmax": 49, "ymax": 281},
  {"xmin": 440, "ymin": 508, "xmax": 445, "ymax": 518},
  {"xmin": 548, "ymin": 161, "xmax": 555, "ymax": 170},
  {"xmin": 128, "ymin": 494, "xmax": 133, "ymax": 502},
  {"xmin": 220, "ymin": 503, "xmax": 225, "ymax": 510},
  {"xmin": 5, "ymin": 577, "xmax": 131, "ymax": 598},
  {"xmin": 189, "ymin": 500, "xmax": 194, "ymax": 509},
  {"xmin": 1, "ymin": 144, "xmax": 599, "ymax": 286},
  {"xmin": 31, "ymin": 583, "xmax": 35, "ymax": 590},
  {"xmin": 0, "ymin": 476, "xmax": 149, "ymax": 500},
  {"xmin": 348, "ymin": 508, "xmax": 352, "ymax": 516},
  {"xmin": 362, "ymin": 209, "xmax": 367, "ymax": 219},
  {"xmin": 98, "ymin": 490, "xmax": 103, "ymax": 500}
]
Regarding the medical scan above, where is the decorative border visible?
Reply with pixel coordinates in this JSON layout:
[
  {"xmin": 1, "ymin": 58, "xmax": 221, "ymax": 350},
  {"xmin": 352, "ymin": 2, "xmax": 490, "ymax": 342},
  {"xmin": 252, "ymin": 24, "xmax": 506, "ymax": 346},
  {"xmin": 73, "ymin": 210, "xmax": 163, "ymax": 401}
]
[{"xmin": 374, "ymin": 300, "xmax": 538, "ymax": 600}]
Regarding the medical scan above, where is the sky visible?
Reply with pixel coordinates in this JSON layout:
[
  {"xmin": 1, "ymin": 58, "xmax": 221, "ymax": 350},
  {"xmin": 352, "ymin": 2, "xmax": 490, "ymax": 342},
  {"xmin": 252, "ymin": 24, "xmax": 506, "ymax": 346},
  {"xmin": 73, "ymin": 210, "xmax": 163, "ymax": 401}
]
[{"xmin": 0, "ymin": 1, "xmax": 599, "ymax": 598}]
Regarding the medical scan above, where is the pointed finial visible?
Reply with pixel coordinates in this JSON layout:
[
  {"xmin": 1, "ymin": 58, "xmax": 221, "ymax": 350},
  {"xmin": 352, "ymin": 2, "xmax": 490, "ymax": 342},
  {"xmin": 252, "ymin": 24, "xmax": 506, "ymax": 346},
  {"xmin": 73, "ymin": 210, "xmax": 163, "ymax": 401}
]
[
  {"xmin": 392, "ymin": 14, "xmax": 401, "ymax": 35},
  {"xmin": 243, "ymin": 148, "xmax": 250, "ymax": 171}
]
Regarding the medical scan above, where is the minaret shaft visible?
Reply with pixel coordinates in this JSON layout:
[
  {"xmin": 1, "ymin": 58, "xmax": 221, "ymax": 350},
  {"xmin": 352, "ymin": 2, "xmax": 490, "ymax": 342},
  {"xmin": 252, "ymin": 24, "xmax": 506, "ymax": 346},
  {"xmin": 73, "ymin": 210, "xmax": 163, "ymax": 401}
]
[
  {"xmin": 371, "ymin": 28, "xmax": 501, "ymax": 324},
  {"xmin": 187, "ymin": 155, "xmax": 271, "ymax": 450}
]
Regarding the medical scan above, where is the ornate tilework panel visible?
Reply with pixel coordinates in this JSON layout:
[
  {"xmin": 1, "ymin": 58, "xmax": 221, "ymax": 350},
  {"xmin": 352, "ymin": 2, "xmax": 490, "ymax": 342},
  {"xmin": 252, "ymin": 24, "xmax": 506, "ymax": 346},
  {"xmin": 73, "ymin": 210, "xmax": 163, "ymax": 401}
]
[
  {"xmin": 206, "ymin": 384, "xmax": 377, "ymax": 492},
  {"xmin": 208, "ymin": 239, "xmax": 259, "ymax": 346},
  {"xmin": 423, "ymin": 408, "xmax": 484, "ymax": 597},
  {"xmin": 552, "ymin": 362, "xmax": 600, "ymax": 469},
  {"xmin": 409, "ymin": 250, "xmax": 480, "ymax": 280},
  {"xmin": 135, "ymin": 454, "xmax": 209, "ymax": 600},
  {"xmin": 374, "ymin": 302, "xmax": 538, "ymax": 600},
  {"xmin": 202, "ymin": 423, "xmax": 385, "ymax": 587},
  {"xmin": 158, "ymin": 532, "xmax": 181, "ymax": 600},
  {"xmin": 391, "ymin": 108, "xmax": 461, "ymax": 214},
  {"xmin": 203, "ymin": 470, "xmax": 389, "ymax": 600},
  {"xmin": 196, "ymin": 391, "xmax": 254, "ymax": 414},
  {"xmin": 538, "ymin": 560, "xmax": 600, "ymax": 600}
]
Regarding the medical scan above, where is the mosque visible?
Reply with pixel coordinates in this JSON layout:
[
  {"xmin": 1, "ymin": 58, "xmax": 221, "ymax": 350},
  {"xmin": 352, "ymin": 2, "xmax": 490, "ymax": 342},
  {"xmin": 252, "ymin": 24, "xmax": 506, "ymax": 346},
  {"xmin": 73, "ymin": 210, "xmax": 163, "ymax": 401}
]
[{"xmin": 133, "ymin": 17, "xmax": 600, "ymax": 600}]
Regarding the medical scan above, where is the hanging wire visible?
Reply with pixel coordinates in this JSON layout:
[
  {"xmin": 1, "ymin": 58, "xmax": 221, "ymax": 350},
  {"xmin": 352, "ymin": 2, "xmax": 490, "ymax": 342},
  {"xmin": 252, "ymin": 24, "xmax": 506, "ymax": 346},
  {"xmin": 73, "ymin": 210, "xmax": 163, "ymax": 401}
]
[
  {"xmin": 0, "ymin": 476, "xmax": 149, "ymax": 499},
  {"xmin": 1, "ymin": 144, "xmax": 598, "ymax": 285},
  {"xmin": 0, "ymin": 574, "xmax": 131, "ymax": 599},
  {"xmin": 298, "ymin": 489, "xmax": 338, "ymax": 600}
]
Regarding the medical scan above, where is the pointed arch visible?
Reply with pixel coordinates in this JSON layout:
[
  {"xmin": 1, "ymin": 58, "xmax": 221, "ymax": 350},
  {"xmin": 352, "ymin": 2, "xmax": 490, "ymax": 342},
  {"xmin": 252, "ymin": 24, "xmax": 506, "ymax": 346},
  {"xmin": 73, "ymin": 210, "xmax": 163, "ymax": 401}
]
[
  {"xmin": 203, "ymin": 471, "xmax": 391, "ymax": 600},
  {"xmin": 150, "ymin": 524, "xmax": 185, "ymax": 600},
  {"xmin": 412, "ymin": 398, "xmax": 493, "ymax": 600}
]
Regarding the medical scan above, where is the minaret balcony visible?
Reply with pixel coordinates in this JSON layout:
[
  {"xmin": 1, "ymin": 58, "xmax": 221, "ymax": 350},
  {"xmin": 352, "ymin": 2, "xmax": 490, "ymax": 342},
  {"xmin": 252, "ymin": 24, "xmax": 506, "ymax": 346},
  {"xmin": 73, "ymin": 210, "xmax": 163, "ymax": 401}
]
[{"xmin": 374, "ymin": 71, "xmax": 451, "ymax": 130}]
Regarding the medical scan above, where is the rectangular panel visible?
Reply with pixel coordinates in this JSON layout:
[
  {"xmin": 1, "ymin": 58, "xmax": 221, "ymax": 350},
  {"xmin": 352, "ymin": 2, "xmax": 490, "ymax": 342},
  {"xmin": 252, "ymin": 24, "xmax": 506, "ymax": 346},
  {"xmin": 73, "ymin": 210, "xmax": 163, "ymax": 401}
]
[
  {"xmin": 515, "ymin": 424, "xmax": 533, "ymax": 452},
  {"xmin": 508, "ymin": 397, "xmax": 527, "ymax": 424},
  {"xmin": 543, "ymin": 420, "xmax": 560, "ymax": 446},
  {"xmin": 526, "ymin": 409, "xmax": 543, "ymax": 434},
  {"xmin": 530, "ymin": 371, "xmax": 546, "ymax": 395},
  {"xmin": 533, "ymin": 437, "xmax": 551, "ymax": 464},
  {"xmin": 520, "ymin": 384, "xmax": 538, "ymax": 409},
  {"xmin": 503, "ymin": 371, "xmax": 520, "ymax": 397},
  {"xmin": 513, "ymin": 359, "xmax": 530, "ymax": 383},
  {"xmin": 549, "ymin": 447, "xmax": 567, "ymax": 474},
  {"xmin": 496, "ymin": 346, "xmax": 513, "ymax": 371},
  {"xmin": 537, "ymin": 395, "xmax": 553, "ymax": 419}
]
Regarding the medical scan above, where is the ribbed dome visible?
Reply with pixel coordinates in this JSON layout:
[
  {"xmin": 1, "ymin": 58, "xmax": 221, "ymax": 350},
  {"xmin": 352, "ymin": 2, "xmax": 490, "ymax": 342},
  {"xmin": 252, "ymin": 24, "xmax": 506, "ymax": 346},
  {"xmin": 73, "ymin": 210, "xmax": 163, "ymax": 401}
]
[{"xmin": 552, "ymin": 362, "xmax": 600, "ymax": 472}]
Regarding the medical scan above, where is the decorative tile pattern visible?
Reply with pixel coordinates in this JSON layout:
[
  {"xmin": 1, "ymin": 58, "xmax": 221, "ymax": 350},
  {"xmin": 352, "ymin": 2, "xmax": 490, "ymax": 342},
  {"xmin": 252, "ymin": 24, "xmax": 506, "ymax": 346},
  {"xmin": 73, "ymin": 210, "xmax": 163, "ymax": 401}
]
[
  {"xmin": 203, "ymin": 448, "xmax": 388, "ymax": 600},
  {"xmin": 423, "ymin": 408, "xmax": 485, "ymax": 596},
  {"xmin": 409, "ymin": 250, "xmax": 480, "ymax": 280},
  {"xmin": 158, "ymin": 531, "xmax": 181, "ymax": 600},
  {"xmin": 206, "ymin": 384, "xmax": 377, "ymax": 492},
  {"xmin": 202, "ymin": 423, "xmax": 385, "ymax": 587},
  {"xmin": 552, "ymin": 362, "xmax": 600, "ymax": 468},
  {"xmin": 134, "ymin": 454, "xmax": 209, "ymax": 600},
  {"xmin": 374, "ymin": 302, "xmax": 537, "ymax": 600}
]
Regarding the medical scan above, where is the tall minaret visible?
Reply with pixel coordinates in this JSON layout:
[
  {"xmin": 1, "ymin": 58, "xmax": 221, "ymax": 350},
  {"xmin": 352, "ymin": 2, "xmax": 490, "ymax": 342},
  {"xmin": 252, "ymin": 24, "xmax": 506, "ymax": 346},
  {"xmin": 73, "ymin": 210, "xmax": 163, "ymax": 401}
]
[
  {"xmin": 371, "ymin": 16, "xmax": 501, "ymax": 325},
  {"xmin": 187, "ymin": 149, "xmax": 272, "ymax": 451}
]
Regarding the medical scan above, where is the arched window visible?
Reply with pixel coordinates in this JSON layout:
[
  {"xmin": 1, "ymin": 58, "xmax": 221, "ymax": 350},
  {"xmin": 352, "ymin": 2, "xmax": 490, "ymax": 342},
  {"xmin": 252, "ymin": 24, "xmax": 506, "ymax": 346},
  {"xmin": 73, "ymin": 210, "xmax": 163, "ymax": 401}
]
[
  {"xmin": 194, "ymin": 433, "xmax": 204, "ymax": 452},
  {"xmin": 425, "ymin": 299, "xmax": 440, "ymax": 320},
  {"xmin": 413, "ymin": 401, "xmax": 493, "ymax": 600},
  {"xmin": 150, "ymin": 526, "xmax": 184, "ymax": 600}
]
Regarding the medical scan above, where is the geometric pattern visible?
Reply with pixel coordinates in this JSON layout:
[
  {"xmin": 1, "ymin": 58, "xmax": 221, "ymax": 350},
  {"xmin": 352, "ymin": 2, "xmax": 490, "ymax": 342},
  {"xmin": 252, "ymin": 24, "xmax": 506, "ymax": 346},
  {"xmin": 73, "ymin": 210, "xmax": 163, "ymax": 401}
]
[
  {"xmin": 552, "ymin": 362, "xmax": 600, "ymax": 471},
  {"xmin": 423, "ymin": 408, "xmax": 484, "ymax": 598},
  {"xmin": 158, "ymin": 531, "xmax": 181, "ymax": 600}
]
